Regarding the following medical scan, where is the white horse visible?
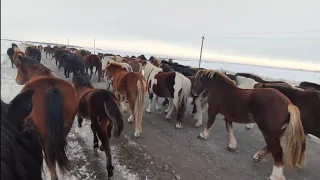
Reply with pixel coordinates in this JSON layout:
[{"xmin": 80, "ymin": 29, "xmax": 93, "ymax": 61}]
[{"xmin": 142, "ymin": 61, "xmax": 191, "ymax": 128}]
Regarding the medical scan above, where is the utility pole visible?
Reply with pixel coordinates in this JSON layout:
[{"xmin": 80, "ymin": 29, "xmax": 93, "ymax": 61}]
[
  {"xmin": 198, "ymin": 34, "xmax": 206, "ymax": 68},
  {"xmin": 93, "ymin": 38, "xmax": 96, "ymax": 54}
]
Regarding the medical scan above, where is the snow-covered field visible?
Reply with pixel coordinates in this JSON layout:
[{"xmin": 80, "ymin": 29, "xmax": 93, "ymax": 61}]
[{"xmin": 1, "ymin": 40, "xmax": 139, "ymax": 180}]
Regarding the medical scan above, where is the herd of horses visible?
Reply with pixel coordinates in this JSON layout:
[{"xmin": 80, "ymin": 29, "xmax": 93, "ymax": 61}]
[{"xmin": 2, "ymin": 42, "xmax": 320, "ymax": 180}]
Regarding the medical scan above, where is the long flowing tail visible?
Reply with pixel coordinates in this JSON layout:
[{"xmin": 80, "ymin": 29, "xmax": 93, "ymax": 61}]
[
  {"xmin": 176, "ymin": 73, "xmax": 192, "ymax": 121},
  {"xmin": 103, "ymin": 93, "xmax": 124, "ymax": 138},
  {"xmin": 134, "ymin": 80, "xmax": 146, "ymax": 133},
  {"xmin": 281, "ymin": 103, "xmax": 306, "ymax": 170},
  {"xmin": 45, "ymin": 87, "xmax": 70, "ymax": 174}
]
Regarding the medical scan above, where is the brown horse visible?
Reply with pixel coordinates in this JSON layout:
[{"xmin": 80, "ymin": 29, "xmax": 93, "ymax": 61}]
[
  {"xmin": 121, "ymin": 58, "xmax": 143, "ymax": 72},
  {"xmin": 105, "ymin": 61, "xmax": 147, "ymax": 137},
  {"xmin": 15, "ymin": 55, "xmax": 78, "ymax": 180},
  {"xmin": 83, "ymin": 54, "xmax": 103, "ymax": 82},
  {"xmin": 254, "ymin": 82, "xmax": 320, "ymax": 138},
  {"xmin": 13, "ymin": 46, "xmax": 26, "ymax": 64},
  {"xmin": 192, "ymin": 69, "xmax": 306, "ymax": 180},
  {"xmin": 72, "ymin": 73, "xmax": 124, "ymax": 177}
]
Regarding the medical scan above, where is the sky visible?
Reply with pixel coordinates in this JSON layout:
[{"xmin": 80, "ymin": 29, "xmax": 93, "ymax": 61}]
[{"xmin": 1, "ymin": 0, "xmax": 320, "ymax": 71}]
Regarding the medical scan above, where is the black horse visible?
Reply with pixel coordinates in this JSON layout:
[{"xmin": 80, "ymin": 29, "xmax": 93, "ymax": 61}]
[
  {"xmin": 6, "ymin": 48, "xmax": 15, "ymax": 68},
  {"xmin": 25, "ymin": 47, "xmax": 41, "ymax": 63},
  {"xmin": 60, "ymin": 53, "xmax": 86, "ymax": 78},
  {"xmin": 1, "ymin": 90, "xmax": 43, "ymax": 180}
]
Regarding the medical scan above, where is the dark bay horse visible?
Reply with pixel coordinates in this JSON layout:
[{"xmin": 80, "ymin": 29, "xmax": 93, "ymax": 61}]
[
  {"xmin": 105, "ymin": 61, "xmax": 147, "ymax": 137},
  {"xmin": 72, "ymin": 73, "xmax": 124, "ymax": 177},
  {"xmin": 299, "ymin": 81, "xmax": 320, "ymax": 91},
  {"xmin": 83, "ymin": 54, "xmax": 103, "ymax": 82},
  {"xmin": 7, "ymin": 47, "xmax": 15, "ymax": 68},
  {"xmin": 15, "ymin": 56, "xmax": 78, "ymax": 180},
  {"xmin": 1, "ymin": 90, "xmax": 43, "ymax": 180},
  {"xmin": 254, "ymin": 83, "xmax": 320, "ymax": 138},
  {"xmin": 192, "ymin": 70, "xmax": 306, "ymax": 180}
]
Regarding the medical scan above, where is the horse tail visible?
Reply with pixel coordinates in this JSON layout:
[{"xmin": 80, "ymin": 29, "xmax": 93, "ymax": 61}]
[
  {"xmin": 103, "ymin": 93, "xmax": 124, "ymax": 138},
  {"xmin": 281, "ymin": 103, "xmax": 306, "ymax": 170},
  {"xmin": 45, "ymin": 87, "xmax": 70, "ymax": 174},
  {"xmin": 134, "ymin": 79, "xmax": 146, "ymax": 133},
  {"xmin": 176, "ymin": 73, "xmax": 192, "ymax": 121}
]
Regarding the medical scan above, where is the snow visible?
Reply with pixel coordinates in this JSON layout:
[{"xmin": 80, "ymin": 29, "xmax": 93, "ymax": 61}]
[{"xmin": 1, "ymin": 40, "xmax": 138, "ymax": 180}]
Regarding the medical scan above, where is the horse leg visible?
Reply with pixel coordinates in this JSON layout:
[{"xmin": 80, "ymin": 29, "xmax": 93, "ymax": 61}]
[
  {"xmin": 265, "ymin": 137, "xmax": 286, "ymax": 180},
  {"xmin": 193, "ymin": 96, "xmax": 203, "ymax": 127},
  {"xmin": 89, "ymin": 67, "xmax": 93, "ymax": 79},
  {"xmin": 198, "ymin": 110, "xmax": 218, "ymax": 140},
  {"xmin": 165, "ymin": 98, "xmax": 172, "ymax": 114},
  {"xmin": 127, "ymin": 95, "xmax": 142, "ymax": 137},
  {"xmin": 225, "ymin": 119, "xmax": 237, "ymax": 151},
  {"xmin": 162, "ymin": 98, "xmax": 169, "ymax": 106},
  {"xmin": 90, "ymin": 121, "xmax": 99, "ymax": 149},
  {"xmin": 245, "ymin": 123, "xmax": 254, "ymax": 130},
  {"xmin": 155, "ymin": 96, "xmax": 162, "ymax": 112},
  {"xmin": 95, "ymin": 120, "xmax": 114, "ymax": 177},
  {"xmin": 77, "ymin": 115, "xmax": 83, "ymax": 128},
  {"xmin": 118, "ymin": 95, "xmax": 128, "ymax": 115},
  {"xmin": 165, "ymin": 98, "xmax": 174, "ymax": 121},
  {"xmin": 145, "ymin": 92, "xmax": 153, "ymax": 113},
  {"xmin": 253, "ymin": 146, "xmax": 270, "ymax": 162}
]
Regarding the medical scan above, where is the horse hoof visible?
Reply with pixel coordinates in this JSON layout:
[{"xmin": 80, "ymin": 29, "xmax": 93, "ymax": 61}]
[
  {"xmin": 145, "ymin": 109, "xmax": 151, "ymax": 113},
  {"xmin": 134, "ymin": 132, "xmax": 140, "ymax": 138},
  {"xmin": 107, "ymin": 166, "xmax": 114, "ymax": 177},
  {"xmin": 156, "ymin": 108, "xmax": 162, "ymax": 113},
  {"xmin": 194, "ymin": 123, "xmax": 202, "ymax": 128},
  {"xmin": 197, "ymin": 133, "xmax": 207, "ymax": 140},
  {"xmin": 99, "ymin": 145, "xmax": 105, "ymax": 151},
  {"xmin": 226, "ymin": 146, "xmax": 235, "ymax": 152},
  {"xmin": 93, "ymin": 142, "xmax": 99, "ymax": 149},
  {"xmin": 165, "ymin": 117, "xmax": 171, "ymax": 121},
  {"xmin": 175, "ymin": 124, "xmax": 183, "ymax": 129}
]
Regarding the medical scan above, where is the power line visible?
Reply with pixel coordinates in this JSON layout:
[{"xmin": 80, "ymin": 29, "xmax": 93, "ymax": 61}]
[{"xmin": 209, "ymin": 36, "xmax": 320, "ymax": 40}]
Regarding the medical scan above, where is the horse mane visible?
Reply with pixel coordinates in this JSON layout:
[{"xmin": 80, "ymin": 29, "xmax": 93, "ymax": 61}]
[
  {"xmin": 22, "ymin": 57, "xmax": 52, "ymax": 75},
  {"xmin": 196, "ymin": 70, "xmax": 235, "ymax": 86},
  {"xmin": 107, "ymin": 61, "xmax": 127, "ymax": 70}
]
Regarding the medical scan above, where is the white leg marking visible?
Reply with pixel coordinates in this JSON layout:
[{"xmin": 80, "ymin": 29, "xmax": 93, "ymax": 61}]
[
  {"xmin": 120, "ymin": 101, "xmax": 128, "ymax": 114},
  {"xmin": 155, "ymin": 96, "xmax": 161, "ymax": 112},
  {"xmin": 175, "ymin": 122, "xmax": 183, "ymax": 129},
  {"xmin": 270, "ymin": 165, "xmax": 285, "ymax": 180},
  {"xmin": 227, "ymin": 123, "xmax": 237, "ymax": 150},
  {"xmin": 165, "ymin": 99, "xmax": 172, "ymax": 113},
  {"xmin": 199, "ymin": 128, "xmax": 211, "ymax": 140},
  {"xmin": 128, "ymin": 115, "xmax": 134, "ymax": 123},
  {"xmin": 146, "ymin": 94, "xmax": 153, "ymax": 113},
  {"xmin": 246, "ymin": 123, "xmax": 254, "ymax": 129}
]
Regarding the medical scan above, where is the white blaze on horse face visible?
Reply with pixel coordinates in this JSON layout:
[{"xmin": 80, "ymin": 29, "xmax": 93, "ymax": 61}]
[{"xmin": 270, "ymin": 165, "xmax": 285, "ymax": 180}]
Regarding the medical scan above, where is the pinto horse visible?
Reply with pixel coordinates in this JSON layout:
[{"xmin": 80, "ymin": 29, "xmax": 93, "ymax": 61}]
[
  {"xmin": 105, "ymin": 61, "xmax": 147, "ymax": 137},
  {"xmin": 254, "ymin": 82, "xmax": 320, "ymax": 138},
  {"xmin": 1, "ymin": 90, "xmax": 43, "ymax": 180},
  {"xmin": 15, "ymin": 55, "xmax": 78, "ymax": 180},
  {"xmin": 141, "ymin": 60, "xmax": 191, "ymax": 129},
  {"xmin": 192, "ymin": 70, "xmax": 306, "ymax": 180},
  {"xmin": 72, "ymin": 73, "xmax": 124, "ymax": 177},
  {"xmin": 83, "ymin": 54, "xmax": 103, "ymax": 82}
]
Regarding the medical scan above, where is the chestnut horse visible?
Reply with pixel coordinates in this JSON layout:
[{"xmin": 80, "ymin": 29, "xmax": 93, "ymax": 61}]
[
  {"xmin": 140, "ymin": 60, "xmax": 191, "ymax": 129},
  {"xmin": 105, "ymin": 61, "xmax": 147, "ymax": 137},
  {"xmin": 72, "ymin": 73, "xmax": 124, "ymax": 177},
  {"xmin": 192, "ymin": 70, "xmax": 306, "ymax": 180},
  {"xmin": 15, "ymin": 55, "xmax": 78, "ymax": 180},
  {"xmin": 254, "ymin": 82, "xmax": 320, "ymax": 138},
  {"xmin": 83, "ymin": 54, "xmax": 103, "ymax": 82},
  {"xmin": 234, "ymin": 75, "xmax": 293, "ymax": 129},
  {"xmin": 13, "ymin": 46, "xmax": 26, "ymax": 64}
]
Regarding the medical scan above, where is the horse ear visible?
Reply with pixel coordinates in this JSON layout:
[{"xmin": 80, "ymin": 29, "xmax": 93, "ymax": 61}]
[{"xmin": 7, "ymin": 89, "xmax": 34, "ymax": 128}]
